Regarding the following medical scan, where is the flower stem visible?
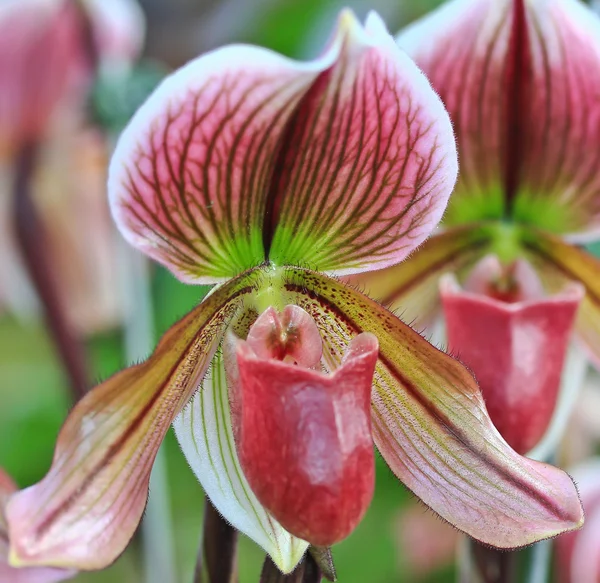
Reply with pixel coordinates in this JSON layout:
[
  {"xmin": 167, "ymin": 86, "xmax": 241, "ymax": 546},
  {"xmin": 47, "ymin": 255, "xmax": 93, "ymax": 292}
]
[
  {"xmin": 259, "ymin": 554, "xmax": 322, "ymax": 583},
  {"xmin": 194, "ymin": 500, "xmax": 239, "ymax": 583},
  {"xmin": 12, "ymin": 141, "xmax": 89, "ymax": 401},
  {"xmin": 469, "ymin": 540, "xmax": 518, "ymax": 583}
]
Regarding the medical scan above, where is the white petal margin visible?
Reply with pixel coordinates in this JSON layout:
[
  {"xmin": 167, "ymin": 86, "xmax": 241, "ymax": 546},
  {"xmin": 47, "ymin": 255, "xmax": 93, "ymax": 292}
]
[{"xmin": 173, "ymin": 351, "xmax": 309, "ymax": 573}]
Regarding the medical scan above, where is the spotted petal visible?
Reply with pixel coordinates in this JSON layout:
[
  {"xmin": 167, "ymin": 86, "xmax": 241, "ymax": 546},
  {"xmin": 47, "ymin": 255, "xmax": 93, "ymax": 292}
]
[
  {"xmin": 173, "ymin": 350, "xmax": 309, "ymax": 574},
  {"xmin": 281, "ymin": 267, "xmax": 584, "ymax": 547},
  {"xmin": 5, "ymin": 269, "xmax": 262, "ymax": 570},
  {"xmin": 268, "ymin": 12, "xmax": 457, "ymax": 275},
  {"xmin": 398, "ymin": 0, "xmax": 600, "ymax": 240}
]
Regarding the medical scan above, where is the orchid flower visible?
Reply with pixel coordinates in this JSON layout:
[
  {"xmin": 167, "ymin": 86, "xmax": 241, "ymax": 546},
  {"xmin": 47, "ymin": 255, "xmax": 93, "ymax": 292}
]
[
  {"xmin": 0, "ymin": 0, "xmax": 145, "ymax": 332},
  {"xmin": 0, "ymin": 469, "xmax": 75, "ymax": 583},
  {"xmin": 358, "ymin": 0, "xmax": 600, "ymax": 360},
  {"xmin": 4, "ymin": 10, "xmax": 583, "ymax": 575},
  {"xmin": 0, "ymin": 0, "xmax": 144, "ymax": 153},
  {"xmin": 440, "ymin": 255, "xmax": 585, "ymax": 455}
]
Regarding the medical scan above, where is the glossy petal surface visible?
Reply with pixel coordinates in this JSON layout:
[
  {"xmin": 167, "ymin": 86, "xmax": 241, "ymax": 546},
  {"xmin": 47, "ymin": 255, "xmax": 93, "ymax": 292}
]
[
  {"xmin": 0, "ymin": 470, "xmax": 75, "ymax": 583},
  {"xmin": 398, "ymin": 0, "xmax": 600, "ymax": 240},
  {"xmin": 441, "ymin": 269, "xmax": 583, "ymax": 454},
  {"xmin": 350, "ymin": 225, "xmax": 493, "ymax": 330},
  {"xmin": 173, "ymin": 350, "xmax": 308, "ymax": 574},
  {"xmin": 6, "ymin": 269, "xmax": 262, "ymax": 570},
  {"xmin": 281, "ymin": 267, "xmax": 583, "ymax": 548},
  {"xmin": 521, "ymin": 229, "xmax": 600, "ymax": 368},
  {"xmin": 268, "ymin": 12, "xmax": 457, "ymax": 274},
  {"xmin": 235, "ymin": 332, "xmax": 378, "ymax": 546}
]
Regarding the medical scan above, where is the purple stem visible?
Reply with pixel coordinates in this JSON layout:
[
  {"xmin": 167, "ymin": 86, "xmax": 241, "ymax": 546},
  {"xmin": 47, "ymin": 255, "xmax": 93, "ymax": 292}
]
[
  {"xmin": 472, "ymin": 540, "xmax": 519, "ymax": 583},
  {"xmin": 12, "ymin": 141, "xmax": 89, "ymax": 401},
  {"xmin": 194, "ymin": 500, "xmax": 239, "ymax": 583},
  {"xmin": 260, "ymin": 554, "xmax": 322, "ymax": 583}
]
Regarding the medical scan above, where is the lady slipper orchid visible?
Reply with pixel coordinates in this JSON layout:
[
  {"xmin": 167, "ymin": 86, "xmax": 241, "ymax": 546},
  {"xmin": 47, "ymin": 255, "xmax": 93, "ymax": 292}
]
[
  {"xmin": 0, "ymin": 469, "xmax": 75, "ymax": 583},
  {"xmin": 440, "ymin": 255, "xmax": 584, "ymax": 454},
  {"xmin": 358, "ymin": 0, "xmax": 600, "ymax": 372},
  {"xmin": 4, "ymin": 10, "xmax": 584, "ymax": 575}
]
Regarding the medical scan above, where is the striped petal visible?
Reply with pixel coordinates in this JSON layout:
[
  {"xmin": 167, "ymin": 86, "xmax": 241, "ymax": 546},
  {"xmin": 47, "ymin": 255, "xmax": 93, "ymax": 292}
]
[
  {"xmin": 520, "ymin": 229, "xmax": 600, "ymax": 368},
  {"xmin": 108, "ymin": 25, "xmax": 339, "ymax": 283},
  {"xmin": 397, "ymin": 0, "xmax": 600, "ymax": 241},
  {"xmin": 5, "ymin": 269, "xmax": 262, "ymax": 570},
  {"xmin": 173, "ymin": 350, "xmax": 309, "ymax": 574},
  {"xmin": 268, "ymin": 12, "xmax": 457, "ymax": 275},
  {"xmin": 349, "ymin": 225, "xmax": 493, "ymax": 330},
  {"xmin": 281, "ymin": 267, "xmax": 584, "ymax": 548},
  {"xmin": 0, "ymin": 470, "xmax": 76, "ymax": 583}
]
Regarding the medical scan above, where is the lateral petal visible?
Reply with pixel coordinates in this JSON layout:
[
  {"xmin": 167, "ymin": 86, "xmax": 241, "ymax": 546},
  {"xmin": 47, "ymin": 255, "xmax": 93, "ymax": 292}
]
[
  {"xmin": 281, "ymin": 267, "xmax": 584, "ymax": 548},
  {"xmin": 0, "ymin": 469, "xmax": 76, "ymax": 583},
  {"xmin": 267, "ymin": 11, "xmax": 457, "ymax": 275},
  {"xmin": 173, "ymin": 350, "xmax": 309, "ymax": 574},
  {"xmin": 521, "ymin": 229, "xmax": 600, "ymax": 368},
  {"xmin": 6, "ymin": 269, "xmax": 262, "ymax": 570},
  {"xmin": 350, "ymin": 225, "xmax": 493, "ymax": 330}
]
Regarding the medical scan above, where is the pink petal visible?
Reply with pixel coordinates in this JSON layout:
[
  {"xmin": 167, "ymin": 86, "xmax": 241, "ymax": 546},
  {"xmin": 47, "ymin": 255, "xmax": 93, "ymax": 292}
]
[
  {"xmin": 398, "ymin": 0, "xmax": 600, "ymax": 241},
  {"xmin": 441, "ymin": 269, "xmax": 583, "ymax": 454},
  {"xmin": 268, "ymin": 11, "xmax": 457, "ymax": 275},
  {"xmin": 0, "ymin": 470, "xmax": 76, "ymax": 583},
  {"xmin": 6, "ymin": 268, "xmax": 263, "ymax": 570},
  {"xmin": 521, "ymin": 229, "xmax": 600, "ymax": 369},
  {"xmin": 555, "ymin": 459, "xmax": 600, "ymax": 583},
  {"xmin": 108, "ymin": 17, "xmax": 343, "ymax": 284},
  {"xmin": 283, "ymin": 267, "xmax": 584, "ymax": 548},
  {"xmin": 0, "ymin": 0, "xmax": 84, "ymax": 148},
  {"xmin": 234, "ymin": 331, "xmax": 378, "ymax": 546}
]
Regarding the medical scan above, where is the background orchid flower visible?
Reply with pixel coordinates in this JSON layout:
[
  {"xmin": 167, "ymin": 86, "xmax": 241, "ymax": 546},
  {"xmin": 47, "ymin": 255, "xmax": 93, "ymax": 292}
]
[
  {"xmin": 357, "ymin": 0, "xmax": 600, "ymax": 372},
  {"xmin": 0, "ymin": 0, "xmax": 144, "ymax": 153},
  {"xmin": 4, "ymin": 8, "xmax": 583, "ymax": 576},
  {"xmin": 440, "ymin": 255, "xmax": 585, "ymax": 455},
  {"xmin": 0, "ymin": 468, "xmax": 75, "ymax": 583}
]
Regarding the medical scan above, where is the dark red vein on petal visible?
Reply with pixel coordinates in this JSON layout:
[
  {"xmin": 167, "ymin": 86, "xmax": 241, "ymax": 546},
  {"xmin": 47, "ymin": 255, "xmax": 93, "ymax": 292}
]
[{"xmin": 504, "ymin": 0, "xmax": 530, "ymax": 214}]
